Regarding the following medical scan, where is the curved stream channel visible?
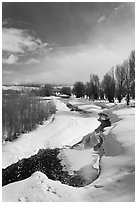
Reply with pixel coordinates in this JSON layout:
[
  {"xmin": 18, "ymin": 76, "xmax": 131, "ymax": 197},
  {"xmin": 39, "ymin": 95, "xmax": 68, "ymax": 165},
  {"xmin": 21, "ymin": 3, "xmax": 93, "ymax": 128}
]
[{"xmin": 2, "ymin": 102, "xmax": 117, "ymax": 188}]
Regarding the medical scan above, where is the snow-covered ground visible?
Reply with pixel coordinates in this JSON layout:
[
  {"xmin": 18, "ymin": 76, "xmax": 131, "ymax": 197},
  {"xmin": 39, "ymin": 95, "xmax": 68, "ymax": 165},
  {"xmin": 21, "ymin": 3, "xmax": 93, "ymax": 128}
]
[
  {"xmin": 2, "ymin": 98, "xmax": 100, "ymax": 168},
  {"xmin": 2, "ymin": 98, "xmax": 135, "ymax": 202}
]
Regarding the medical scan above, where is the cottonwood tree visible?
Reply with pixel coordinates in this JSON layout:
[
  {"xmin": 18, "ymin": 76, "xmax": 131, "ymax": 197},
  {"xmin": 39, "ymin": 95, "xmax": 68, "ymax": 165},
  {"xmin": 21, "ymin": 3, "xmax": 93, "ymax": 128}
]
[
  {"xmin": 85, "ymin": 82, "xmax": 91, "ymax": 99},
  {"xmin": 99, "ymin": 85, "xmax": 105, "ymax": 100},
  {"xmin": 73, "ymin": 81, "xmax": 85, "ymax": 98},
  {"xmin": 129, "ymin": 50, "xmax": 135, "ymax": 99},
  {"xmin": 36, "ymin": 84, "xmax": 53, "ymax": 96},
  {"xmin": 88, "ymin": 74, "xmax": 100, "ymax": 100},
  {"xmin": 61, "ymin": 86, "xmax": 71, "ymax": 96},
  {"xmin": 115, "ymin": 64, "xmax": 126, "ymax": 103},
  {"xmin": 123, "ymin": 60, "xmax": 131, "ymax": 105},
  {"xmin": 102, "ymin": 68, "xmax": 115, "ymax": 103}
]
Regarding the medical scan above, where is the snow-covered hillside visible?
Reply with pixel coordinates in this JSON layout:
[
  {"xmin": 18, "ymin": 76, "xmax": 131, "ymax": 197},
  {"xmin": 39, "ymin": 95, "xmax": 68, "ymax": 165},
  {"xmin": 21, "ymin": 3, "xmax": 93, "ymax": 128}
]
[{"xmin": 2, "ymin": 98, "xmax": 135, "ymax": 202}]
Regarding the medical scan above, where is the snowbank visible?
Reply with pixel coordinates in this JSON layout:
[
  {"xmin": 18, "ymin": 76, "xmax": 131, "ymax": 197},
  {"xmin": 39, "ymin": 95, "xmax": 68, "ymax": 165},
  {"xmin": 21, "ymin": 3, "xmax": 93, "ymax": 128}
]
[
  {"xmin": 78, "ymin": 104, "xmax": 101, "ymax": 110},
  {"xmin": 2, "ymin": 171, "xmax": 86, "ymax": 202}
]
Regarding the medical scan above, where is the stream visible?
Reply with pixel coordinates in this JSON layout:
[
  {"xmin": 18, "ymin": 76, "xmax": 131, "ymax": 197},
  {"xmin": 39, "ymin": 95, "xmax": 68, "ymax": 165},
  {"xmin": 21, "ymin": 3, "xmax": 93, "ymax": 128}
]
[{"xmin": 2, "ymin": 102, "xmax": 112, "ymax": 188}]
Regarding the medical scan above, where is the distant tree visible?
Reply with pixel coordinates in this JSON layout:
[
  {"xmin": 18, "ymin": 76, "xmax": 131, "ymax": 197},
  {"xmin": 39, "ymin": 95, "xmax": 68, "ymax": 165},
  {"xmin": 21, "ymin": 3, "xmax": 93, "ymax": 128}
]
[
  {"xmin": 73, "ymin": 81, "xmax": 85, "ymax": 98},
  {"xmin": 89, "ymin": 74, "xmax": 100, "ymax": 100},
  {"xmin": 129, "ymin": 50, "xmax": 135, "ymax": 99},
  {"xmin": 37, "ymin": 84, "xmax": 53, "ymax": 96},
  {"xmin": 85, "ymin": 74, "xmax": 100, "ymax": 100},
  {"xmin": 123, "ymin": 60, "xmax": 131, "ymax": 105},
  {"xmin": 61, "ymin": 86, "xmax": 71, "ymax": 96},
  {"xmin": 102, "ymin": 68, "xmax": 115, "ymax": 103},
  {"xmin": 99, "ymin": 85, "xmax": 104, "ymax": 100},
  {"xmin": 85, "ymin": 82, "xmax": 91, "ymax": 98},
  {"xmin": 115, "ymin": 64, "xmax": 126, "ymax": 103}
]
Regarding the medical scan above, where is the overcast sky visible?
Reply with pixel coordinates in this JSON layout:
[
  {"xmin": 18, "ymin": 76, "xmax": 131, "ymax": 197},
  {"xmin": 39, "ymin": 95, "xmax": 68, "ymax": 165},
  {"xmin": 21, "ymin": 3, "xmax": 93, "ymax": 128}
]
[{"xmin": 2, "ymin": 2, "xmax": 135, "ymax": 85}]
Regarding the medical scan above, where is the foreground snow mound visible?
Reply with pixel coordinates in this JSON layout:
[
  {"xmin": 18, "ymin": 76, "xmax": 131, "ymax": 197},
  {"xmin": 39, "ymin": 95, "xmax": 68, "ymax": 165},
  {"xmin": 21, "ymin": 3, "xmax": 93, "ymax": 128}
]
[{"xmin": 2, "ymin": 171, "xmax": 89, "ymax": 202}]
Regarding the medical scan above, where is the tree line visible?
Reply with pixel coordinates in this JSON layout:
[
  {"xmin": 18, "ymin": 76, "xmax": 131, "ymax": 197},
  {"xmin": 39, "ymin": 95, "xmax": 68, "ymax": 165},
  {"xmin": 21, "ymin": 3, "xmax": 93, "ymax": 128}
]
[
  {"xmin": 35, "ymin": 50, "xmax": 135, "ymax": 105},
  {"xmin": 72, "ymin": 50, "xmax": 135, "ymax": 105}
]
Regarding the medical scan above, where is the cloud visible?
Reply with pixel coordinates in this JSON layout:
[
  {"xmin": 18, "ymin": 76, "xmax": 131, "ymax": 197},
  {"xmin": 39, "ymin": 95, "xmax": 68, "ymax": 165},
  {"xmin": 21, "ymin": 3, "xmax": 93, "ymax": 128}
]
[
  {"xmin": 2, "ymin": 27, "xmax": 49, "ymax": 56},
  {"xmin": 114, "ymin": 4, "xmax": 125, "ymax": 15},
  {"xmin": 2, "ymin": 19, "xmax": 8, "ymax": 26},
  {"xmin": 2, "ymin": 55, "xmax": 18, "ymax": 64},
  {"xmin": 2, "ymin": 27, "xmax": 43, "ymax": 53},
  {"xmin": 3, "ymin": 55, "xmax": 40, "ymax": 65},
  {"xmin": 2, "ymin": 27, "xmax": 50, "ymax": 65},
  {"xmin": 2, "ymin": 70, "xmax": 13, "ymax": 75},
  {"xmin": 2, "ymin": 18, "xmax": 31, "ymax": 27},
  {"xmin": 25, "ymin": 58, "xmax": 40, "ymax": 64},
  {"xmin": 98, "ymin": 15, "xmax": 106, "ymax": 23}
]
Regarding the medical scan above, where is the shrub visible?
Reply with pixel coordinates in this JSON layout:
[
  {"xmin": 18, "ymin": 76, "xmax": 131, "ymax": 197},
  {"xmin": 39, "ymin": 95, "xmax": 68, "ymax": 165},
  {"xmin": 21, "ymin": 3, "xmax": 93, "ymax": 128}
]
[{"xmin": 2, "ymin": 90, "xmax": 56, "ymax": 142}]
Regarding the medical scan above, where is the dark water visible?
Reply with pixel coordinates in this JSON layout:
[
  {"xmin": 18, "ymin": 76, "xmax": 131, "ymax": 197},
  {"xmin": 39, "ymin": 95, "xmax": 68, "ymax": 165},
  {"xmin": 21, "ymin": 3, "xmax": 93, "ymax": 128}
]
[{"xmin": 2, "ymin": 148, "xmax": 85, "ymax": 187}]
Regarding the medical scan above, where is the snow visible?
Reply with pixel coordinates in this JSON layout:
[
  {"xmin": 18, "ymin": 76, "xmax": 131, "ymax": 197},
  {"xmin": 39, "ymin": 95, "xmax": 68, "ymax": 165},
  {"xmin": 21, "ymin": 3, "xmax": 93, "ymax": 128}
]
[
  {"xmin": 77, "ymin": 104, "xmax": 102, "ymax": 113},
  {"xmin": 85, "ymin": 107, "xmax": 135, "ymax": 202},
  {"xmin": 78, "ymin": 104, "xmax": 101, "ymax": 110},
  {"xmin": 58, "ymin": 148, "xmax": 100, "ymax": 174},
  {"xmin": 2, "ymin": 85, "xmax": 39, "ymax": 91},
  {"xmin": 67, "ymin": 99, "xmax": 102, "ymax": 114},
  {"xmin": 53, "ymin": 97, "xmax": 70, "ymax": 111},
  {"xmin": 2, "ymin": 171, "xmax": 85, "ymax": 202},
  {"xmin": 2, "ymin": 98, "xmax": 100, "ymax": 168},
  {"xmin": 2, "ymin": 98, "xmax": 135, "ymax": 202}
]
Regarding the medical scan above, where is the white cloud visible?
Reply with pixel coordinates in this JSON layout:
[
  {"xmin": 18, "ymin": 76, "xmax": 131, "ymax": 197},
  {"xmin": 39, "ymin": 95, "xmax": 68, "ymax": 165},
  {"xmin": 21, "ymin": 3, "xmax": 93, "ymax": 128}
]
[
  {"xmin": 2, "ymin": 27, "xmax": 50, "ymax": 65},
  {"xmin": 2, "ymin": 28, "xmax": 42, "ymax": 53},
  {"xmin": 98, "ymin": 15, "xmax": 106, "ymax": 23},
  {"xmin": 25, "ymin": 58, "xmax": 40, "ymax": 64},
  {"xmin": 2, "ymin": 70, "xmax": 13, "ymax": 75},
  {"xmin": 2, "ymin": 55, "xmax": 18, "ymax": 64},
  {"xmin": 2, "ymin": 27, "xmax": 49, "ymax": 55}
]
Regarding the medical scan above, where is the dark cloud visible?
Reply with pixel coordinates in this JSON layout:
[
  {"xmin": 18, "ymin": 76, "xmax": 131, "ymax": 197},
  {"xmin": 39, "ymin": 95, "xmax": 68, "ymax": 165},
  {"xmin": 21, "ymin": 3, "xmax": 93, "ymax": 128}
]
[{"xmin": 3, "ymin": 2, "xmax": 129, "ymax": 46}]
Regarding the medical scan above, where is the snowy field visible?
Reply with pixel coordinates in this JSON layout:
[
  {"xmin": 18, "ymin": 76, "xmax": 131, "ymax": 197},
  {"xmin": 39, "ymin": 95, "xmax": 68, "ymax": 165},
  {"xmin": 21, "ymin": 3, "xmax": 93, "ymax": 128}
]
[{"xmin": 2, "ymin": 97, "xmax": 135, "ymax": 202}]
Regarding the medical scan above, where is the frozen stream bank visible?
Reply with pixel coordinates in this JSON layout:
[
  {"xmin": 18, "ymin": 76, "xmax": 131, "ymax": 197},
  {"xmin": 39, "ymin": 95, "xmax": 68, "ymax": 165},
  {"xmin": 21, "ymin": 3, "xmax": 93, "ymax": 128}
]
[
  {"xmin": 2, "ymin": 99, "xmax": 135, "ymax": 202},
  {"xmin": 3, "ymin": 99, "xmax": 121, "ymax": 188}
]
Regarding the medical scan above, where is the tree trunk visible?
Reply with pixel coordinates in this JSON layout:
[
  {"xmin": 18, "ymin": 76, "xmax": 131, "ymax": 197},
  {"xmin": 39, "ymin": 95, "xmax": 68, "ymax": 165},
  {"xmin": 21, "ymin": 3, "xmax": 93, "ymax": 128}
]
[{"xmin": 126, "ymin": 94, "xmax": 130, "ymax": 105}]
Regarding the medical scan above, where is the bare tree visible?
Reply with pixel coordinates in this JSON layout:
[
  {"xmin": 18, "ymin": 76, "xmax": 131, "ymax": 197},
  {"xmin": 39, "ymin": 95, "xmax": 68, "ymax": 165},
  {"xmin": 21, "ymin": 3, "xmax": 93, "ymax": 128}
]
[
  {"xmin": 123, "ymin": 60, "xmax": 130, "ymax": 105},
  {"xmin": 73, "ymin": 81, "xmax": 85, "ymax": 98},
  {"xmin": 115, "ymin": 64, "xmax": 126, "ymax": 103},
  {"xmin": 102, "ymin": 68, "xmax": 115, "ymax": 103},
  {"xmin": 61, "ymin": 86, "xmax": 71, "ymax": 96},
  {"xmin": 90, "ymin": 74, "xmax": 100, "ymax": 100},
  {"xmin": 86, "ymin": 74, "xmax": 100, "ymax": 100},
  {"xmin": 129, "ymin": 50, "xmax": 135, "ymax": 99}
]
